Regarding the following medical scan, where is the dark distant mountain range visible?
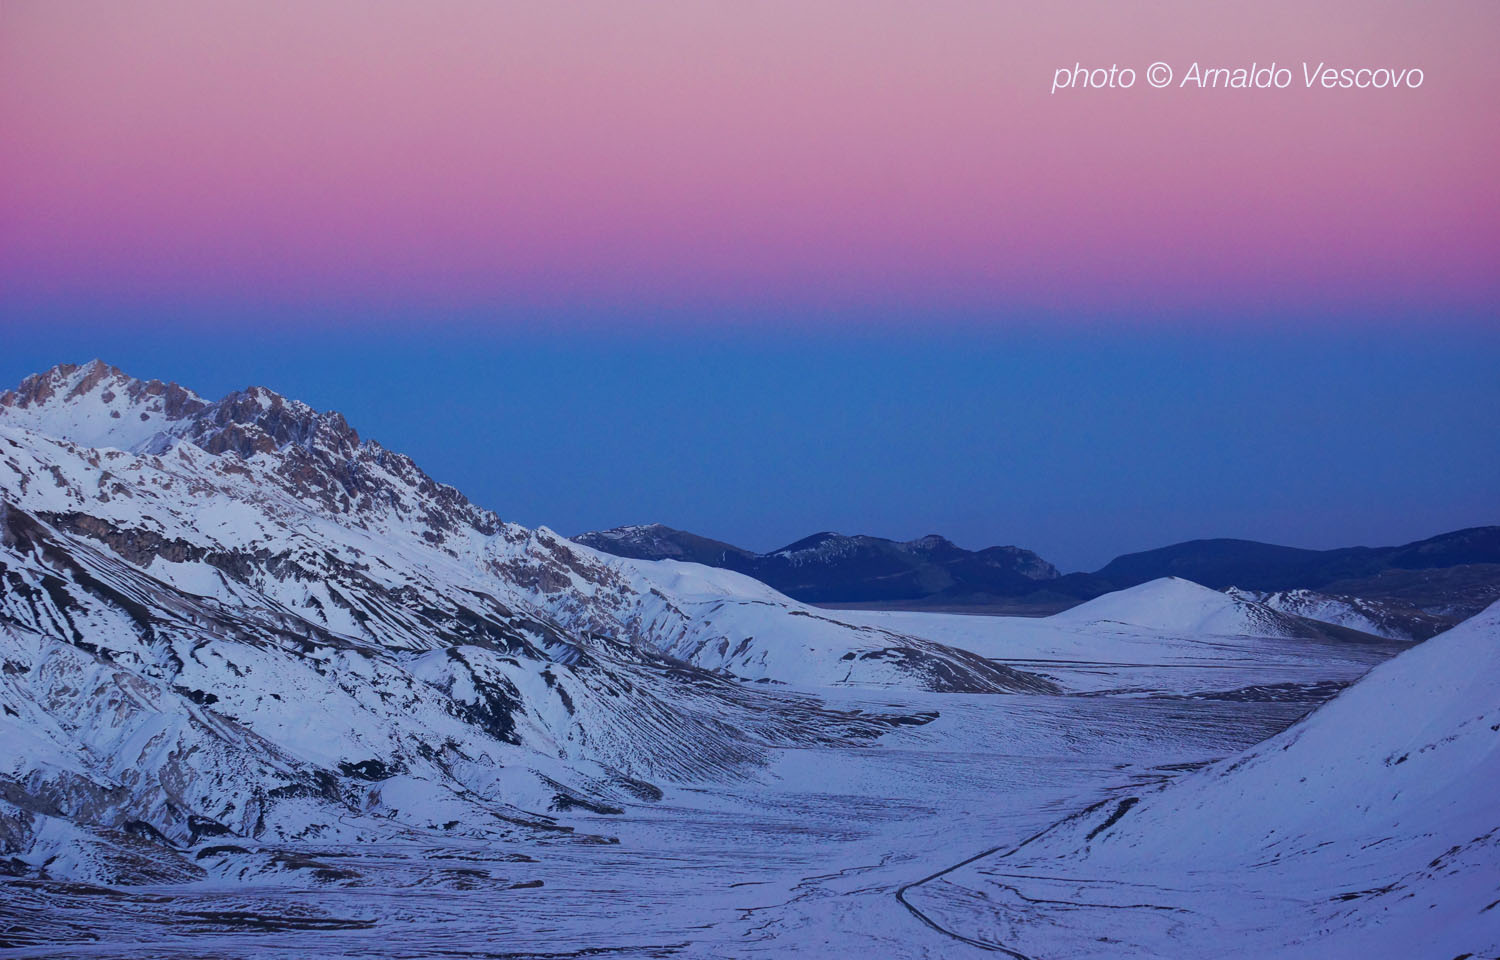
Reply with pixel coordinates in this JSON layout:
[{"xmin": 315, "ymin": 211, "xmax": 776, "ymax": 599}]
[
  {"xmin": 1087, "ymin": 526, "xmax": 1500, "ymax": 593},
  {"xmin": 572, "ymin": 523, "xmax": 1500, "ymax": 621},
  {"xmin": 571, "ymin": 525, "xmax": 1059, "ymax": 604}
]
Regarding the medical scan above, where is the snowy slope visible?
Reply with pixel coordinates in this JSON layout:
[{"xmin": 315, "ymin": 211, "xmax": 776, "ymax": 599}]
[
  {"xmin": 0, "ymin": 498, "xmax": 920, "ymax": 883},
  {"xmin": 597, "ymin": 555, "xmax": 1049, "ymax": 691},
  {"xmin": 909, "ymin": 601, "xmax": 1500, "ymax": 958},
  {"xmin": 1228, "ymin": 586, "xmax": 1448, "ymax": 642}
]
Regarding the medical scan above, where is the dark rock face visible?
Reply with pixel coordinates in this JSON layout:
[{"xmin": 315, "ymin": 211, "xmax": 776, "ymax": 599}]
[{"xmin": 159, "ymin": 385, "xmax": 503, "ymax": 540}]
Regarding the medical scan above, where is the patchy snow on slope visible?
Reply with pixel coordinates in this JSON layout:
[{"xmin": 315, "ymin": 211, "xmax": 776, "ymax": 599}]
[{"xmin": 1228, "ymin": 586, "xmax": 1444, "ymax": 642}]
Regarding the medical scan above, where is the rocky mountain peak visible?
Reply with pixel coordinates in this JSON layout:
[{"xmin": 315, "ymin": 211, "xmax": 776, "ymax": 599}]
[
  {"xmin": 974, "ymin": 544, "xmax": 1061, "ymax": 580},
  {"xmin": 0, "ymin": 359, "xmax": 209, "ymax": 451},
  {"xmin": 176, "ymin": 385, "xmax": 500, "ymax": 540},
  {"xmin": 176, "ymin": 385, "xmax": 362, "ymax": 460},
  {"xmin": 590, "ymin": 523, "xmax": 670, "ymax": 541},
  {"xmin": 770, "ymin": 531, "xmax": 851, "ymax": 559},
  {"xmin": 2, "ymin": 361, "xmax": 499, "ymax": 542},
  {"xmin": 902, "ymin": 534, "xmax": 957, "ymax": 553},
  {"xmin": 3, "ymin": 359, "xmax": 124, "ymax": 402}
]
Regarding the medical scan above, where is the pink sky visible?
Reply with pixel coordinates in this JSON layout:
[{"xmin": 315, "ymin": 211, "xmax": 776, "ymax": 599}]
[{"xmin": 2, "ymin": 1, "xmax": 1496, "ymax": 328}]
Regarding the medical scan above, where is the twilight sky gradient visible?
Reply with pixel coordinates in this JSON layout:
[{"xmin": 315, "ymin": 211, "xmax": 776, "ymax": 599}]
[{"xmin": 1, "ymin": 1, "xmax": 1497, "ymax": 568}]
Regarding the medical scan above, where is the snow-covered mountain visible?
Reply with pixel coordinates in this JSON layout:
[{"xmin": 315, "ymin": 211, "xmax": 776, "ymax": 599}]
[
  {"xmin": 0, "ymin": 361, "xmax": 1049, "ymax": 694},
  {"xmin": 0, "ymin": 361, "xmax": 1057, "ymax": 883},
  {"xmin": 1, "ymin": 361, "xmax": 1471, "ymax": 959},
  {"xmin": 905, "ymin": 600, "xmax": 1500, "ymax": 958}
]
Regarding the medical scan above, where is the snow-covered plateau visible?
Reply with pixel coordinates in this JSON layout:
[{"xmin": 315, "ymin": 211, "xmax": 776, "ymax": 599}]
[{"xmin": 0, "ymin": 362, "xmax": 1493, "ymax": 958}]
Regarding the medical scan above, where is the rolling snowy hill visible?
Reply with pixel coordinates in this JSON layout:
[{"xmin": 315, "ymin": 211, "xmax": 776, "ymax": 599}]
[{"xmin": 1053, "ymin": 576, "xmax": 1346, "ymax": 639}]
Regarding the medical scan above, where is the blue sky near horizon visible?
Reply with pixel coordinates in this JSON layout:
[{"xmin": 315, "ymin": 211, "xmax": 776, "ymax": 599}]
[{"xmin": 2, "ymin": 322, "xmax": 1495, "ymax": 572}]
